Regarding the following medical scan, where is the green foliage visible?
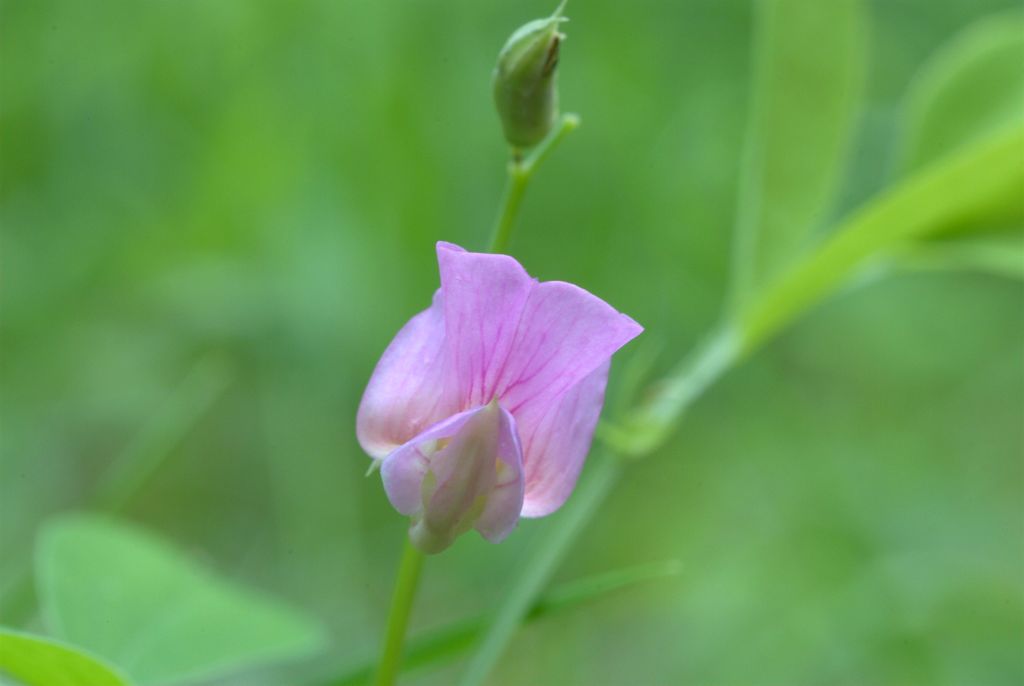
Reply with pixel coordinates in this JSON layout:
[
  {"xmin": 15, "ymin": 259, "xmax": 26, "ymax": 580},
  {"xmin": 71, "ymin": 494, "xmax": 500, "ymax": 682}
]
[
  {"xmin": 895, "ymin": 230, "xmax": 1024, "ymax": 279},
  {"xmin": 897, "ymin": 11, "xmax": 1024, "ymax": 276},
  {"xmin": 901, "ymin": 12, "xmax": 1024, "ymax": 172},
  {"xmin": 329, "ymin": 560, "xmax": 679, "ymax": 685},
  {"xmin": 741, "ymin": 125, "xmax": 1024, "ymax": 351},
  {"xmin": 36, "ymin": 514, "xmax": 326, "ymax": 685},
  {"xmin": 731, "ymin": 0, "xmax": 867, "ymax": 302},
  {"xmin": 600, "ymin": 328, "xmax": 739, "ymax": 457},
  {"xmin": 606, "ymin": 5, "xmax": 1024, "ymax": 458},
  {"xmin": 0, "ymin": 628, "xmax": 130, "ymax": 686}
]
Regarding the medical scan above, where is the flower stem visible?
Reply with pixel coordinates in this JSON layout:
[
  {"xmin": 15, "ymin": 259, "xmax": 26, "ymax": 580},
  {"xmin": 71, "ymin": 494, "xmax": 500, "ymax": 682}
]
[
  {"xmin": 374, "ymin": 538, "xmax": 426, "ymax": 686},
  {"xmin": 487, "ymin": 113, "xmax": 580, "ymax": 253},
  {"xmin": 489, "ymin": 164, "xmax": 530, "ymax": 254}
]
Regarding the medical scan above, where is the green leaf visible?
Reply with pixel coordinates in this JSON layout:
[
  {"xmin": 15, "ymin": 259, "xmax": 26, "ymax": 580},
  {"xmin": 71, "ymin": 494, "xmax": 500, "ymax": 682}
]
[
  {"xmin": 741, "ymin": 124, "xmax": 1024, "ymax": 351},
  {"xmin": 902, "ymin": 12, "xmax": 1024, "ymax": 174},
  {"xmin": 0, "ymin": 628, "xmax": 130, "ymax": 686},
  {"xmin": 895, "ymin": 10, "xmax": 1024, "ymax": 279},
  {"xmin": 327, "ymin": 559, "xmax": 680, "ymax": 686},
  {"xmin": 894, "ymin": 229, "xmax": 1024, "ymax": 279},
  {"xmin": 731, "ymin": 0, "xmax": 867, "ymax": 303},
  {"xmin": 36, "ymin": 514, "xmax": 327, "ymax": 686}
]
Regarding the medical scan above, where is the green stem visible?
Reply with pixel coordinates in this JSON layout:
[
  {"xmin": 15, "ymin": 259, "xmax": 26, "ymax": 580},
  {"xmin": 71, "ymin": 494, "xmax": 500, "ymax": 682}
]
[
  {"xmin": 374, "ymin": 538, "xmax": 426, "ymax": 686},
  {"xmin": 489, "ymin": 164, "xmax": 529, "ymax": 254},
  {"xmin": 488, "ymin": 113, "xmax": 580, "ymax": 253},
  {"xmin": 600, "ymin": 325, "xmax": 740, "ymax": 457}
]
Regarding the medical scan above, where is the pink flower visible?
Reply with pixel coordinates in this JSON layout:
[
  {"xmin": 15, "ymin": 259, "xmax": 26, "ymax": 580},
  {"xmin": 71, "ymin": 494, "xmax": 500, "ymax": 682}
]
[{"xmin": 357, "ymin": 242, "xmax": 642, "ymax": 553}]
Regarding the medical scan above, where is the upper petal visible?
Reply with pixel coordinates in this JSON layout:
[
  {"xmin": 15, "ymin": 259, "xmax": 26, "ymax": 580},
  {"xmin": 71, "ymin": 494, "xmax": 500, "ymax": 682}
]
[
  {"xmin": 518, "ymin": 361, "xmax": 610, "ymax": 517},
  {"xmin": 496, "ymin": 281, "xmax": 641, "ymax": 416},
  {"xmin": 436, "ymin": 241, "xmax": 535, "ymax": 410},
  {"xmin": 356, "ymin": 290, "xmax": 451, "ymax": 459}
]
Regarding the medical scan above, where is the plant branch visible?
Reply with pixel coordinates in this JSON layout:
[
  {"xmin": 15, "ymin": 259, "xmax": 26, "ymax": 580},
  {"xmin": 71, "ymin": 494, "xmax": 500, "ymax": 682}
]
[
  {"xmin": 488, "ymin": 113, "xmax": 580, "ymax": 253},
  {"xmin": 373, "ymin": 538, "xmax": 425, "ymax": 686}
]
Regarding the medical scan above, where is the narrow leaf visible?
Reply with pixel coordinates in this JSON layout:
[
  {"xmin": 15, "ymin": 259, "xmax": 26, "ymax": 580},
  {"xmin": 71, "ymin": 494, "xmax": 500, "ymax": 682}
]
[
  {"xmin": 741, "ymin": 125, "xmax": 1024, "ymax": 351},
  {"xmin": 895, "ymin": 9, "xmax": 1024, "ymax": 280},
  {"xmin": 36, "ymin": 514, "xmax": 327, "ymax": 686},
  {"xmin": 894, "ymin": 229, "xmax": 1024, "ymax": 279},
  {"xmin": 901, "ymin": 11, "xmax": 1024, "ymax": 173},
  {"xmin": 0, "ymin": 628, "xmax": 130, "ymax": 686},
  {"xmin": 731, "ymin": 0, "xmax": 867, "ymax": 304}
]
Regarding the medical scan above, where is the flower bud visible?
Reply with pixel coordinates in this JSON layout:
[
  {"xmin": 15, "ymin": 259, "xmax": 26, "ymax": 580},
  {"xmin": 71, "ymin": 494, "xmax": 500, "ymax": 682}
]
[{"xmin": 492, "ymin": 3, "xmax": 567, "ymax": 149}]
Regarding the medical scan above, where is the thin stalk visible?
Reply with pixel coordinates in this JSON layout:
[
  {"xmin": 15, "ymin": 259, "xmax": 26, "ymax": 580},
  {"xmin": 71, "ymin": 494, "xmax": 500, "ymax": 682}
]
[
  {"xmin": 489, "ymin": 166, "xmax": 530, "ymax": 254},
  {"xmin": 488, "ymin": 113, "xmax": 580, "ymax": 253},
  {"xmin": 373, "ymin": 538, "xmax": 426, "ymax": 686},
  {"xmin": 599, "ymin": 325, "xmax": 740, "ymax": 458}
]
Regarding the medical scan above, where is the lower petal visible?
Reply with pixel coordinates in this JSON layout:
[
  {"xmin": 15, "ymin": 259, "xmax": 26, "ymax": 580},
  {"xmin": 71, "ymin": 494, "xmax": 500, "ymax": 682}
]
[
  {"xmin": 380, "ymin": 407, "xmax": 482, "ymax": 516},
  {"xmin": 379, "ymin": 403, "xmax": 525, "ymax": 553}
]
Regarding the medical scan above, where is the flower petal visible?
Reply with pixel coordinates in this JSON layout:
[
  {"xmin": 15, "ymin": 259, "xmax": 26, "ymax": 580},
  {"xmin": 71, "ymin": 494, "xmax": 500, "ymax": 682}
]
[
  {"xmin": 413, "ymin": 403, "xmax": 502, "ymax": 553},
  {"xmin": 475, "ymin": 407, "xmax": 526, "ymax": 543},
  {"xmin": 519, "ymin": 361, "xmax": 610, "ymax": 517},
  {"xmin": 364, "ymin": 242, "xmax": 641, "ymax": 531},
  {"xmin": 436, "ymin": 242, "xmax": 535, "ymax": 410},
  {"xmin": 379, "ymin": 402, "xmax": 525, "ymax": 552},
  {"xmin": 491, "ymin": 281, "xmax": 641, "ymax": 516},
  {"xmin": 379, "ymin": 407, "xmax": 481, "ymax": 515},
  {"xmin": 356, "ymin": 290, "xmax": 451, "ymax": 459},
  {"xmin": 496, "ymin": 280, "xmax": 642, "ymax": 417}
]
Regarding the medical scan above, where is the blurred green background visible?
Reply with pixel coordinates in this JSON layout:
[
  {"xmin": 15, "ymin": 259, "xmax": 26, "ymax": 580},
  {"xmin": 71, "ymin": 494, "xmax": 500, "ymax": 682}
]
[{"xmin": 1, "ymin": 1, "xmax": 1022, "ymax": 684}]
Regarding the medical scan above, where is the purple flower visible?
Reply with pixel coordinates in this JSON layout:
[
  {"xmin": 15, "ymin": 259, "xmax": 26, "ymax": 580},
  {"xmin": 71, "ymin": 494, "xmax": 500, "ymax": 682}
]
[{"xmin": 357, "ymin": 242, "xmax": 642, "ymax": 552}]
